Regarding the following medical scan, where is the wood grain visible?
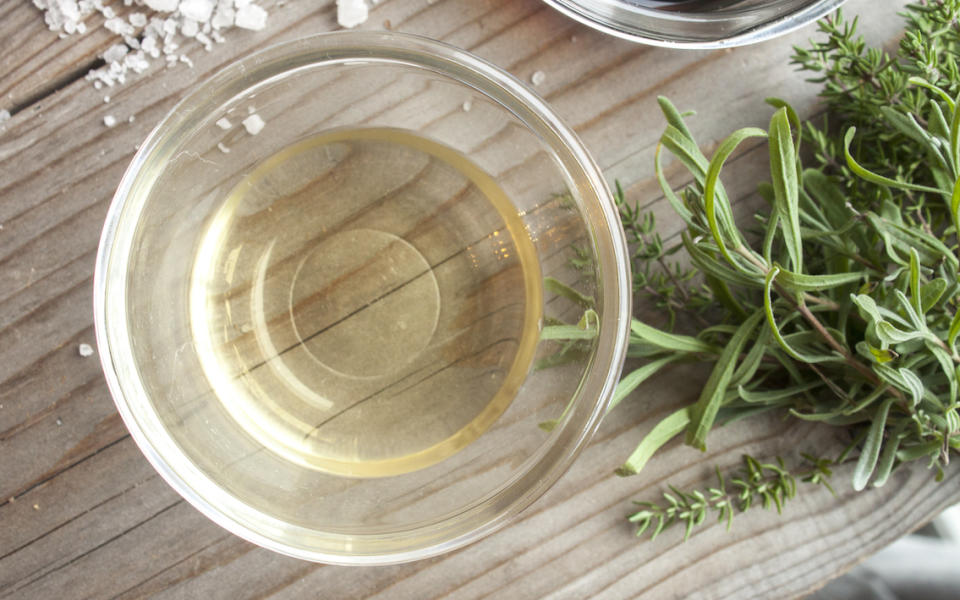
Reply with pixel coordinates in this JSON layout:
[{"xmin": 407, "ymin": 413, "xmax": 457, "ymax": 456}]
[{"xmin": 2, "ymin": 0, "xmax": 957, "ymax": 598}]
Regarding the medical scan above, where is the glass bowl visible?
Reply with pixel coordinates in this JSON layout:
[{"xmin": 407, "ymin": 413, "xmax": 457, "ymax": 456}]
[
  {"xmin": 543, "ymin": 0, "xmax": 849, "ymax": 48},
  {"xmin": 94, "ymin": 31, "xmax": 631, "ymax": 564}
]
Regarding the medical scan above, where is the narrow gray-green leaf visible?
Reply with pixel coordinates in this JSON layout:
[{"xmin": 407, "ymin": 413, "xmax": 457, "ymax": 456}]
[
  {"xmin": 909, "ymin": 248, "xmax": 923, "ymax": 316},
  {"xmin": 703, "ymin": 126, "xmax": 768, "ymax": 268},
  {"xmin": 737, "ymin": 381, "xmax": 822, "ymax": 404},
  {"xmin": 872, "ymin": 424, "xmax": 905, "ymax": 488},
  {"xmin": 540, "ymin": 324, "xmax": 598, "ymax": 341},
  {"xmin": 631, "ymin": 319, "xmax": 718, "ymax": 354},
  {"xmin": 949, "ymin": 309, "xmax": 960, "ymax": 352},
  {"xmin": 607, "ymin": 355, "xmax": 681, "ymax": 413},
  {"xmin": 775, "ymin": 267, "xmax": 862, "ymax": 292},
  {"xmin": 544, "ymin": 276, "xmax": 595, "ymax": 309},
  {"xmin": 654, "ymin": 141, "xmax": 695, "ymax": 226},
  {"xmin": 921, "ymin": 279, "xmax": 948, "ymax": 313},
  {"xmin": 853, "ymin": 397, "xmax": 896, "ymax": 491},
  {"xmin": 617, "ymin": 407, "xmax": 691, "ymax": 476},
  {"xmin": 769, "ymin": 108, "xmax": 804, "ymax": 272},
  {"xmin": 685, "ymin": 310, "xmax": 764, "ymax": 450},
  {"xmin": 844, "ymin": 128, "xmax": 943, "ymax": 195}
]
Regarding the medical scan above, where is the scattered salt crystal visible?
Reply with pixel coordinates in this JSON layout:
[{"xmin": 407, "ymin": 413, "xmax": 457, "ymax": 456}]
[
  {"xmin": 36, "ymin": 0, "xmax": 270, "ymax": 92},
  {"xmin": 128, "ymin": 115, "xmax": 135, "ymax": 123},
  {"xmin": 462, "ymin": 99, "xmax": 472, "ymax": 112},
  {"xmin": 337, "ymin": 0, "xmax": 367, "ymax": 28},
  {"xmin": 144, "ymin": 0, "xmax": 177, "ymax": 10},
  {"xmin": 217, "ymin": 142, "xmax": 231, "ymax": 153},
  {"xmin": 78, "ymin": 343, "xmax": 95, "ymax": 357},
  {"xmin": 181, "ymin": 17, "xmax": 199, "ymax": 37},
  {"xmin": 179, "ymin": 0, "xmax": 213, "ymax": 23},
  {"xmin": 103, "ymin": 114, "xmax": 117, "ymax": 127},
  {"xmin": 247, "ymin": 105, "xmax": 255, "ymax": 114},
  {"xmin": 104, "ymin": 16, "xmax": 134, "ymax": 35},
  {"xmin": 0, "ymin": 109, "xmax": 10, "ymax": 125},
  {"xmin": 103, "ymin": 95, "xmax": 110, "ymax": 102},
  {"xmin": 531, "ymin": 70, "xmax": 546, "ymax": 86},
  {"xmin": 215, "ymin": 117, "xmax": 232, "ymax": 129},
  {"xmin": 33, "ymin": 504, "xmax": 40, "ymax": 511},
  {"xmin": 56, "ymin": 417, "xmax": 63, "ymax": 426},
  {"xmin": 235, "ymin": 3, "xmax": 266, "ymax": 30},
  {"xmin": 242, "ymin": 113, "xmax": 264, "ymax": 135},
  {"xmin": 211, "ymin": 7, "xmax": 233, "ymax": 29},
  {"xmin": 103, "ymin": 43, "xmax": 128, "ymax": 64}
]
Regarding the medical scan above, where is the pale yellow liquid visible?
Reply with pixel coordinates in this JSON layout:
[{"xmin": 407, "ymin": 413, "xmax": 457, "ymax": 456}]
[{"xmin": 189, "ymin": 128, "xmax": 542, "ymax": 477}]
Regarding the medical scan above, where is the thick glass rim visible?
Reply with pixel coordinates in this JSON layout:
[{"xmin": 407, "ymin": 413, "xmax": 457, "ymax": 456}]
[
  {"xmin": 542, "ymin": 0, "xmax": 849, "ymax": 49},
  {"xmin": 93, "ymin": 30, "xmax": 631, "ymax": 565}
]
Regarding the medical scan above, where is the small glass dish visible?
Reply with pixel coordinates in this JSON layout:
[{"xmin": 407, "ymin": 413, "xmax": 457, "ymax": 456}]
[
  {"xmin": 543, "ymin": 0, "xmax": 849, "ymax": 48},
  {"xmin": 94, "ymin": 31, "xmax": 631, "ymax": 564}
]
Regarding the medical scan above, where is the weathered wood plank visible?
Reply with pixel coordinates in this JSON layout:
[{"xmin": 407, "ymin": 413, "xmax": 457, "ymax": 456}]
[{"xmin": 2, "ymin": 0, "xmax": 957, "ymax": 599}]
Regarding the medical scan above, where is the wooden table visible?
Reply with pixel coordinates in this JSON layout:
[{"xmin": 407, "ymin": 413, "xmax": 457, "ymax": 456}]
[{"xmin": 2, "ymin": 0, "xmax": 958, "ymax": 597}]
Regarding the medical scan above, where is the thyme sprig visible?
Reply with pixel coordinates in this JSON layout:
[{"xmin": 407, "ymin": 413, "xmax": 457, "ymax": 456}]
[{"xmin": 629, "ymin": 454, "xmax": 836, "ymax": 541}]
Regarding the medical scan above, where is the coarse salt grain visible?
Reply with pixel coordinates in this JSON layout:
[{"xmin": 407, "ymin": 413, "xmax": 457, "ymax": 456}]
[
  {"xmin": 242, "ymin": 113, "xmax": 264, "ymax": 135},
  {"xmin": 0, "ymin": 109, "xmax": 10, "ymax": 125},
  {"xmin": 78, "ymin": 343, "xmax": 95, "ymax": 357},
  {"xmin": 531, "ymin": 70, "xmax": 546, "ymax": 86},
  {"xmin": 179, "ymin": 0, "xmax": 213, "ymax": 23},
  {"xmin": 235, "ymin": 3, "xmax": 266, "ymax": 30},
  {"xmin": 462, "ymin": 99, "xmax": 472, "ymax": 112},
  {"xmin": 144, "ymin": 0, "xmax": 177, "ymax": 11},
  {"xmin": 103, "ymin": 114, "xmax": 117, "ymax": 127},
  {"xmin": 337, "ymin": 0, "xmax": 367, "ymax": 29},
  {"xmin": 215, "ymin": 117, "xmax": 232, "ymax": 129}
]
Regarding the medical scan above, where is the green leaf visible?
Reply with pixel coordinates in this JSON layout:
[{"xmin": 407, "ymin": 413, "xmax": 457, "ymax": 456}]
[
  {"xmin": 544, "ymin": 276, "xmax": 595, "ymax": 309},
  {"xmin": 949, "ymin": 309, "xmax": 960, "ymax": 352},
  {"xmin": 737, "ymin": 381, "xmax": 822, "ymax": 404},
  {"xmin": 774, "ymin": 268, "xmax": 862, "ymax": 292},
  {"xmin": 763, "ymin": 267, "xmax": 826, "ymax": 362},
  {"xmin": 950, "ymin": 87, "xmax": 960, "ymax": 172},
  {"xmin": 685, "ymin": 310, "xmax": 764, "ymax": 450},
  {"xmin": 765, "ymin": 98, "xmax": 802, "ymax": 154},
  {"xmin": 907, "ymin": 77, "xmax": 956, "ymax": 111},
  {"xmin": 540, "ymin": 324, "xmax": 597, "ymax": 341},
  {"xmin": 920, "ymin": 279, "xmax": 948, "ymax": 313},
  {"xmin": 844, "ymin": 128, "xmax": 943, "ymax": 196},
  {"xmin": 769, "ymin": 108, "xmax": 804, "ymax": 272},
  {"xmin": 607, "ymin": 355, "xmax": 681, "ymax": 413},
  {"xmin": 909, "ymin": 248, "xmax": 923, "ymax": 316},
  {"xmin": 875, "ymin": 321, "xmax": 923, "ymax": 346},
  {"xmin": 703, "ymin": 126, "xmax": 768, "ymax": 269},
  {"xmin": 654, "ymin": 141, "xmax": 695, "ymax": 226},
  {"xmin": 853, "ymin": 397, "xmax": 896, "ymax": 491},
  {"xmin": 630, "ymin": 319, "xmax": 718, "ymax": 354},
  {"xmin": 617, "ymin": 407, "xmax": 691, "ymax": 476}
]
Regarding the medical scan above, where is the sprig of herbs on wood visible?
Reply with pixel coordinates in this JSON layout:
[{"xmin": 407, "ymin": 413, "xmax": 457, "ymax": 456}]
[{"xmin": 542, "ymin": 2, "xmax": 960, "ymax": 540}]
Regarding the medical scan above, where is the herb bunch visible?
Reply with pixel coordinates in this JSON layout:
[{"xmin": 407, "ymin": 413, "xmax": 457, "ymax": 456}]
[{"xmin": 544, "ymin": 1, "xmax": 960, "ymax": 538}]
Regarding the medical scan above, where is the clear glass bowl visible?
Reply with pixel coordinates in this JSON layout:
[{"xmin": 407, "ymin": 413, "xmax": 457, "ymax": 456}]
[
  {"xmin": 94, "ymin": 31, "xmax": 631, "ymax": 564},
  {"xmin": 543, "ymin": 0, "xmax": 849, "ymax": 48}
]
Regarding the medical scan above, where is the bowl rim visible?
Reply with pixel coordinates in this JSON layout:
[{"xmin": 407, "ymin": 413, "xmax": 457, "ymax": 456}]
[
  {"xmin": 93, "ymin": 30, "xmax": 632, "ymax": 565},
  {"xmin": 541, "ymin": 0, "xmax": 849, "ymax": 49}
]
